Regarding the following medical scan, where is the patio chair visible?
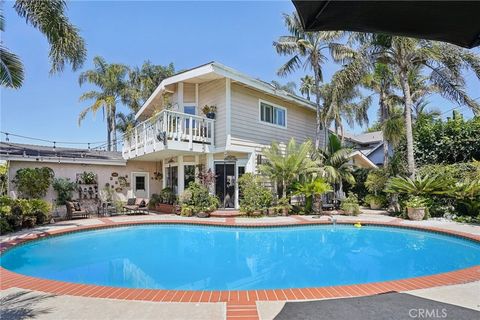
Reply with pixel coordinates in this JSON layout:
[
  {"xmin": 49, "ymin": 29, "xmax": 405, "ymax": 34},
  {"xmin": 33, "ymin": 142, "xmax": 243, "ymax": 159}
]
[
  {"xmin": 66, "ymin": 201, "xmax": 89, "ymax": 219},
  {"xmin": 123, "ymin": 198, "xmax": 150, "ymax": 215}
]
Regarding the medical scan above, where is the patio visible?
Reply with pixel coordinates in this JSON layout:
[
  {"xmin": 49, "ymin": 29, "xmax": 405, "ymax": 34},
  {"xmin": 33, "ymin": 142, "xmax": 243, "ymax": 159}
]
[{"xmin": 1, "ymin": 211, "xmax": 479, "ymax": 319}]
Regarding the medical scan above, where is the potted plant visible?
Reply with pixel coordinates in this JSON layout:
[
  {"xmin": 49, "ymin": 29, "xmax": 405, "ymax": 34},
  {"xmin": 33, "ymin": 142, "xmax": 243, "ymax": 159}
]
[
  {"xmin": 364, "ymin": 194, "xmax": 386, "ymax": 210},
  {"xmin": 278, "ymin": 197, "xmax": 292, "ymax": 216},
  {"xmin": 80, "ymin": 171, "xmax": 97, "ymax": 184},
  {"xmin": 405, "ymin": 196, "xmax": 429, "ymax": 220},
  {"xmin": 340, "ymin": 192, "xmax": 361, "ymax": 215},
  {"xmin": 201, "ymin": 105, "xmax": 217, "ymax": 119}
]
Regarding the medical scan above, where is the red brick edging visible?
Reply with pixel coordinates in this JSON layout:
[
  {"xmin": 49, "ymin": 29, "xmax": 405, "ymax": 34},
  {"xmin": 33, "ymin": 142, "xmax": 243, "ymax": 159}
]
[{"xmin": 1, "ymin": 217, "xmax": 479, "ymax": 320}]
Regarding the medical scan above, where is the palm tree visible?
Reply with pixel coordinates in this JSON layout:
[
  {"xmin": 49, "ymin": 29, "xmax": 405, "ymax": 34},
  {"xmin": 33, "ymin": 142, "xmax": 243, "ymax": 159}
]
[
  {"xmin": 125, "ymin": 61, "xmax": 175, "ymax": 113},
  {"xmin": 299, "ymin": 75, "xmax": 314, "ymax": 100},
  {"xmin": 78, "ymin": 56, "xmax": 129, "ymax": 151},
  {"xmin": 116, "ymin": 112, "xmax": 137, "ymax": 136},
  {"xmin": 314, "ymin": 134, "xmax": 355, "ymax": 203},
  {"xmin": 381, "ymin": 106, "xmax": 405, "ymax": 156},
  {"xmin": 270, "ymin": 80, "xmax": 297, "ymax": 94},
  {"xmin": 335, "ymin": 35, "xmax": 480, "ymax": 177},
  {"xmin": 319, "ymin": 82, "xmax": 371, "ymax": 144},
  {"xmin": 273, "ymin": 12, "xmax": 350, "ymax": 149},
  {"xmin": 259, "ymin": 138, "xmax": 318, "ymax": 198},
  {"xmin": 1, "ymin": 0, "xmax": 86, "ymax": 88}
]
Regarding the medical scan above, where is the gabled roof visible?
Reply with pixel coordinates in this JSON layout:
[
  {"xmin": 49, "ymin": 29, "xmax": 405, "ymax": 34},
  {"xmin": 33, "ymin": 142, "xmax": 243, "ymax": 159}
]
[
  {"xmin": 342, "ymin": 131, "xmax": 383, "ymax": 145},
  {"xmin": 136, "ymin": 61, "xmax": 317, "ymax": 119},
  {"xmin": 0, "ymin": 142, "xmax": 125, "ymax": 166}
]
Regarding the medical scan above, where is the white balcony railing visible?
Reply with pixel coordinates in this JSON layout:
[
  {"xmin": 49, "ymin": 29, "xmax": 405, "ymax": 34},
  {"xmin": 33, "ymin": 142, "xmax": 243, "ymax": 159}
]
[{"xmin": 122, "ymin": 109, "xmax": 215, "ymax": 158}]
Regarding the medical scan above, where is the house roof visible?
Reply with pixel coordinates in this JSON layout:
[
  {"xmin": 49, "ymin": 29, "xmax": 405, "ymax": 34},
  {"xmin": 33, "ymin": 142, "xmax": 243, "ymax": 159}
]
[
  {"xmin": 0, "ymin": 142, "xmax": 126, "ymax": 166},
  {"xmin": 342, "ymin": 131, "xmax": 383, "ymax": 145},
  {"xmin": 136, "ymin": 61, "xmax": 317, "ymax": 119}
]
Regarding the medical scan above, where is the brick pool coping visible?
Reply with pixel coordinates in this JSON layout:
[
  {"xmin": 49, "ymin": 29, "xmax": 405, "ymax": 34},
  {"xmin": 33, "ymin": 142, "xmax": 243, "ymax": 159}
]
[{"xmin": 1, "ymin": 217, "xmax": 480, "ymax": 320}]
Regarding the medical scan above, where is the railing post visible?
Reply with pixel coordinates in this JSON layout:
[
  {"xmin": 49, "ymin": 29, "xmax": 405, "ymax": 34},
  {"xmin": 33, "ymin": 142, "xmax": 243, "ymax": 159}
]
[
  {"xmin": 189, "ymin": 116, "xmax": 193, "ymax": 149},
  {"xmin": 135, "ymin": 127, "xmax": 138, "ymax": 156},
  {"xmin": 143, "ymin": 122, "xmax": 147, "ymax": 154},
  {"xmin": 211, "ymin": 119, "xmax": 215, "ymax": 146}
]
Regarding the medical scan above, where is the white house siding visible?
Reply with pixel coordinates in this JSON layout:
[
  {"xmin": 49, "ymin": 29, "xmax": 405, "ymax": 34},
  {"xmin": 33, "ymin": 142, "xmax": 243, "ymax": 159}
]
[
  {"xmin": 183, "ymin": 83, "xmax": 196, "ymax": 104},
  {"xmin": 198, "ymin": 79, "xmax": 226, "ymax": 148},
  {"xmin": 230, "ymin": 83, "xmax": 321, "ymax": 149},
  {"xmin": 7, "ymin": 160, "xmax": 162, "ymax": 204}
]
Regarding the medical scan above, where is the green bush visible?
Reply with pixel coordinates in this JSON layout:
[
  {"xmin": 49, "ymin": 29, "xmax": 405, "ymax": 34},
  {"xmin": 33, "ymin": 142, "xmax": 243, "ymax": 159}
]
[
  {"xmin": 364, "ymin": 194, "xmax": 387, "ymax": 207},
  {"xmin": 12, "ymin": 167, "xmax": 54, "ymax": 198},
  {"xmin": 180, "ymin": 183, "xmax": 219, "ymax": 215},
  {"xmin": 340, "ymin": 192, "xmax": 360, "ymax": 215},
  {"xmin": 159, "ymin": 187, "xmax": 176, "ymax": 204},
  {"xmin": 30, "ymin": 199, "xmax": 52, "ymax": 225},
  {"xmin": 0, "ymin": 196, "xmax": 52, "ymax": 233},
  {"xmin": 148, "ymin": 193, "xmax": 162, "ymax": 209},
  {"xmin": 238, "ymin": 173, "xmax": 273, "ymax": 215},
  {"xmin": 404, "ymin": 196, "xmax": 430, "ymax": 209},
  {"xmin": 53, "ymin": 178, "xmax": 77, "ymax": 205}
]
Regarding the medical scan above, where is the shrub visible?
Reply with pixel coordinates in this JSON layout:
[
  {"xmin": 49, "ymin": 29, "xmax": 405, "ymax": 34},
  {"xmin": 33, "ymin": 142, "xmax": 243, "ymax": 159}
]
[
  {"xmin": 341, "ymin": 192, "xmax": 360, "ymax": 215},
  {"xmin": 365, "ymin": 169, "xmax": 389, "ymax": 196},
  {"xmin": 385, "ymin": 174, "xmax": 451, "ymax": 196},
  {"xmin": 12, "ymin": 167, "xmax": 54, "ymax": 198},
  {"xmin": 344, "ymin": 168, "xmax": 370, "ymax": 202},
  {"xmin": 53, "ymin": 178, "xmax": 77, "ymax": 205},
  {"xmin": 30, "ymin": 199, "xmax": 52, "ymax": 225},
  {"xmin": 148, "ymin": 193, "xmax": 162, "ymax": 209},
  {"xmin": 404, "ymin": 196, "xmax": 430, "ymax": 209},
  {"xmin": 238, "ymin": 173, "xmax": 273, "ymax": 215},
  {"xmin": 180, "ymin": 183, "xmax": 219, "ymax": 214},
  {"xmin": 364, "ymin": 194, "xmax": 387, "ymax": 207},
  {"xmin": 159, "ymin": 187, "xmax": 176, "ymax": 204},
  {"xmin": 79, "ymin": 171, "xmax": 97, "ymax": 184}
]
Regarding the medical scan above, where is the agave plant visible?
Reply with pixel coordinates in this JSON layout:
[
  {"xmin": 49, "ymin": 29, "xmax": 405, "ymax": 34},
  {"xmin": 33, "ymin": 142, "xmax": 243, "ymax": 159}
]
[
  {"xmin": 448, "ymin": 179, "xmax": 480, "ymax": 216},
  {"xmin": 385, "ymin": 174, "xmax": 451, "ymax": 196}
]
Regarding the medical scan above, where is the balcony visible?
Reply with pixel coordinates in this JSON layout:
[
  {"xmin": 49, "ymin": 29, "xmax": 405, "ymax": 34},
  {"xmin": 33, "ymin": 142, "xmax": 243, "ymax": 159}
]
[{"xmin": 122, "ymin": 109, "xmax": 215, "ymax": 159}]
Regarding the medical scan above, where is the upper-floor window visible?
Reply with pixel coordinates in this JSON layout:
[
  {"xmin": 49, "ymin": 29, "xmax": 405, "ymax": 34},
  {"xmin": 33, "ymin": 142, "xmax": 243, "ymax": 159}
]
[{"xmin": 259, "ymin": 100, "xmax": 286, "ymax": 127}]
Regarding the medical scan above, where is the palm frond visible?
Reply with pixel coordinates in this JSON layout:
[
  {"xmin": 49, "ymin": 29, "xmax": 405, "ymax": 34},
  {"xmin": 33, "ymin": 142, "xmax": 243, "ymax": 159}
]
[{"xmin": 0, "ymin": 46, "xmax": 24, "ymax": 88}]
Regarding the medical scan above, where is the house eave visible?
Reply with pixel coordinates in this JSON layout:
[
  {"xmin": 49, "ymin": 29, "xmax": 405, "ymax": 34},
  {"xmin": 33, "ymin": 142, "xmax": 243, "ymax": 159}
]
[{"xmin": 3, "ymin": 155, "xmax": 127, "ymax": 166}]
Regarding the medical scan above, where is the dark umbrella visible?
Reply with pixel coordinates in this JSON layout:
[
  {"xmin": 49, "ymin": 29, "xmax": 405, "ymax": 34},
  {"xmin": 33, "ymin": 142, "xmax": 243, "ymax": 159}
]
[{"xmin": 292, "ymin": 1, "xmax": 480, "ymax": 48}]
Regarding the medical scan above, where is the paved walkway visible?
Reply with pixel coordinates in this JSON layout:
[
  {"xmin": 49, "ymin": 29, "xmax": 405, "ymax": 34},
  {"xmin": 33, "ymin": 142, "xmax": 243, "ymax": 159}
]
[{"xmin": 1, "ymin": 212, "xmax": 479, "ymax": 319}]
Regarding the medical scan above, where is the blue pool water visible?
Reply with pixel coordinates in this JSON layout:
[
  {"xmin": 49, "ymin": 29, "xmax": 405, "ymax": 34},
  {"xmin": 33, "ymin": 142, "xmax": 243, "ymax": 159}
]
[{"xmin": 1, "ymin": 225, "xmax": 480, "ymax": 290}]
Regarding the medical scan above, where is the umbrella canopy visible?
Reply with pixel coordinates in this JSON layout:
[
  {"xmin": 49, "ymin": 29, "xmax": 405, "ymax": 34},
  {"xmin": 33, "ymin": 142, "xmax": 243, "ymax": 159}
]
[{"xmin": 292, "ymin": 1, "xmax": 480, "ymax": 48}]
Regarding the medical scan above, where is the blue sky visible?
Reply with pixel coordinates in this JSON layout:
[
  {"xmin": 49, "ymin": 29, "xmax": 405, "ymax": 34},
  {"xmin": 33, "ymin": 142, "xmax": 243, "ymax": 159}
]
[{"xmin": 1, "ymin": 1, "xmax": 479, "ymax": 149}]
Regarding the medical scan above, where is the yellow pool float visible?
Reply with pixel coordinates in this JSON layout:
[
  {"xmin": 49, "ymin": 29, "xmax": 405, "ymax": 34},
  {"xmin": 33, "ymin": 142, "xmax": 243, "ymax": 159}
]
[{"xmin": 354, "ymin": 222, "xmax": 362, "ymax": 228}]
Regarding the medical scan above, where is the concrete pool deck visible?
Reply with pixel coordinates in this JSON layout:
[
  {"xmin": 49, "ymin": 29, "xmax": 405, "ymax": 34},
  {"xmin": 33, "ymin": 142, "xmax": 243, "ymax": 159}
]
[{"xmin": 1, "ymin": 212, "xmax": 479, "ymax": 319}]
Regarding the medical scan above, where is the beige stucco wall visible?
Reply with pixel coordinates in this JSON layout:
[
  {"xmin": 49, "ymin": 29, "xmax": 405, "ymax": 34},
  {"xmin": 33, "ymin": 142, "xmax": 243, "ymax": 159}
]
[
  {"xmin": 7, "ymin": 160, "xmax": 163, "ymax": 204},
  {"xmin": 230, "ymin": 83, "xmax": 320, "ymax": 148}
]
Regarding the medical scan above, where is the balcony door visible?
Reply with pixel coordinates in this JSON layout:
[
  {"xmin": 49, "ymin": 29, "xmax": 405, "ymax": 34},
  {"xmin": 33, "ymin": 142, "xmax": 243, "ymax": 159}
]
[{"xmin": 215, "ymin": 162, "xmax": 236, "ymax": 209}]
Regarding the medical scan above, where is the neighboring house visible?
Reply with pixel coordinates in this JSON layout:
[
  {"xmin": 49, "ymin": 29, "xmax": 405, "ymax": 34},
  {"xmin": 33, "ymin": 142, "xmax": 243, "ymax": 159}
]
[
  {"xmin": 3, "ymin": 62, "xmax": 324, "ymax": 210},
  {"xmin": 342, "ymin": 131, "xmax": 387, "ymax": 167}
]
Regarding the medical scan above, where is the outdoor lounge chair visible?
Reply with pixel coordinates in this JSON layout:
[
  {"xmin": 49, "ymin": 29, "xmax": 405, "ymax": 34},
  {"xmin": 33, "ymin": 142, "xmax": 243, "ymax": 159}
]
[
  {"xmin": 65, "ymin": 201, "xmax": 89, "ymax": 219},
  {"xmin": 123, "ymin": 198, "xmax": 149, "ymax": 214}
]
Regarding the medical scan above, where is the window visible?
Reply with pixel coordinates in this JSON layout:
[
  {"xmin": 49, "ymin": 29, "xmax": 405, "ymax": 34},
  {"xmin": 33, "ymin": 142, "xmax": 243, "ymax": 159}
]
[
  {"xmin": 184, "ymin": 105, "xmax": 196, "ymax": 115},
  {"xmin": 135, "ymin": 176, "xmax": 145, "ymax": 191},
  {"xmin": 260, "ymin": 101, "xmax": 286, "ymax": 127},
  {"xmin": 184, "ymin": 165, "xmax": 196, "ymax": 188}
]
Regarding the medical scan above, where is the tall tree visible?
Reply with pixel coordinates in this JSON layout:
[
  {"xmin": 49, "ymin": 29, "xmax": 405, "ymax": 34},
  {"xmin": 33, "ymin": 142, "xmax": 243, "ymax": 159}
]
[
  {"xmin": 274, "ymin": 12, "xmax": 350, "ymax": 149},
  {"xmin": 319, "ymin": 82, "xmax": 371, "ymax": 144},
  {"xmin": 125, "ymin": 61, "xmax": 175, "ymax": 113},
  {"xmin": 270, "ymin": 80, "xmax": 297, "ymax": 94},
  {"xmin": 78, "ymin": 56, "xmax": 128, "ymax": 151},
  {"xmin": 116, "ymin": 112, "xmax": 137, "ymax": 136},
  {"xmin": 334, "ymin": 35, "xmax": 480, "ymax": 177},
  {"xmin": 299, "ymin": 75, "xmax": 314, "ymax": 100},
  {"xmin": 1, "ymin": 0, "xmax": 86, "ymax": 88}
]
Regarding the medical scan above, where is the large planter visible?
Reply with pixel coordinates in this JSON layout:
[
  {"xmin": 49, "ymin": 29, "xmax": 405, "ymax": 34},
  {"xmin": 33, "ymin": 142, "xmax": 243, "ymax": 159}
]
[
  {"xmin": 155, "ymin": 203, "xmax": 176, "ymax": 214},
  {"xmin": 407, "ymin": 207, "xmax": 426, "ymax": 221}
]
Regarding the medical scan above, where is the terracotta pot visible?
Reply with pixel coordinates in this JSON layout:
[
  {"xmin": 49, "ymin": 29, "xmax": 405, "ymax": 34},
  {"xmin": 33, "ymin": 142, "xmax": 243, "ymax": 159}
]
[{"xmin": 407, "ymin": 207, "xmax": 426, "ymax": 221}]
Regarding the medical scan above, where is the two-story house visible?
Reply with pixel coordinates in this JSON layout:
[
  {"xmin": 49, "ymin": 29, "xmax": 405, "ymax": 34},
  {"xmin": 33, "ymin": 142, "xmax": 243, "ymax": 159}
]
[
  {"xmin": 4, "ymin": 62, "xmax": 329, "ymax": 211},
  {"xmin": 122, "ymin": 62, "xmax": 322, "ymax": 209}
]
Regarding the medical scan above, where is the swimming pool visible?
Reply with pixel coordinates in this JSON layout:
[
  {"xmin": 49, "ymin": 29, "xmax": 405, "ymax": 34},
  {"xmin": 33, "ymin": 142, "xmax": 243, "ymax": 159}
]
[{"xmin": 1, "ymin": 224, "xmax": 479, "ymax": 290}]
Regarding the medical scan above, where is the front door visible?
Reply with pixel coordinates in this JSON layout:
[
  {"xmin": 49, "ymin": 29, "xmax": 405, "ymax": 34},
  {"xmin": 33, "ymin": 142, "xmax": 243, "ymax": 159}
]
[
  {"xmin": 132, "ymin": 172, "xmax": 149, "ymax": 198},
  {"xmin": 215, "ymin": 163, "xmax": 236, "ymax": 209}
]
